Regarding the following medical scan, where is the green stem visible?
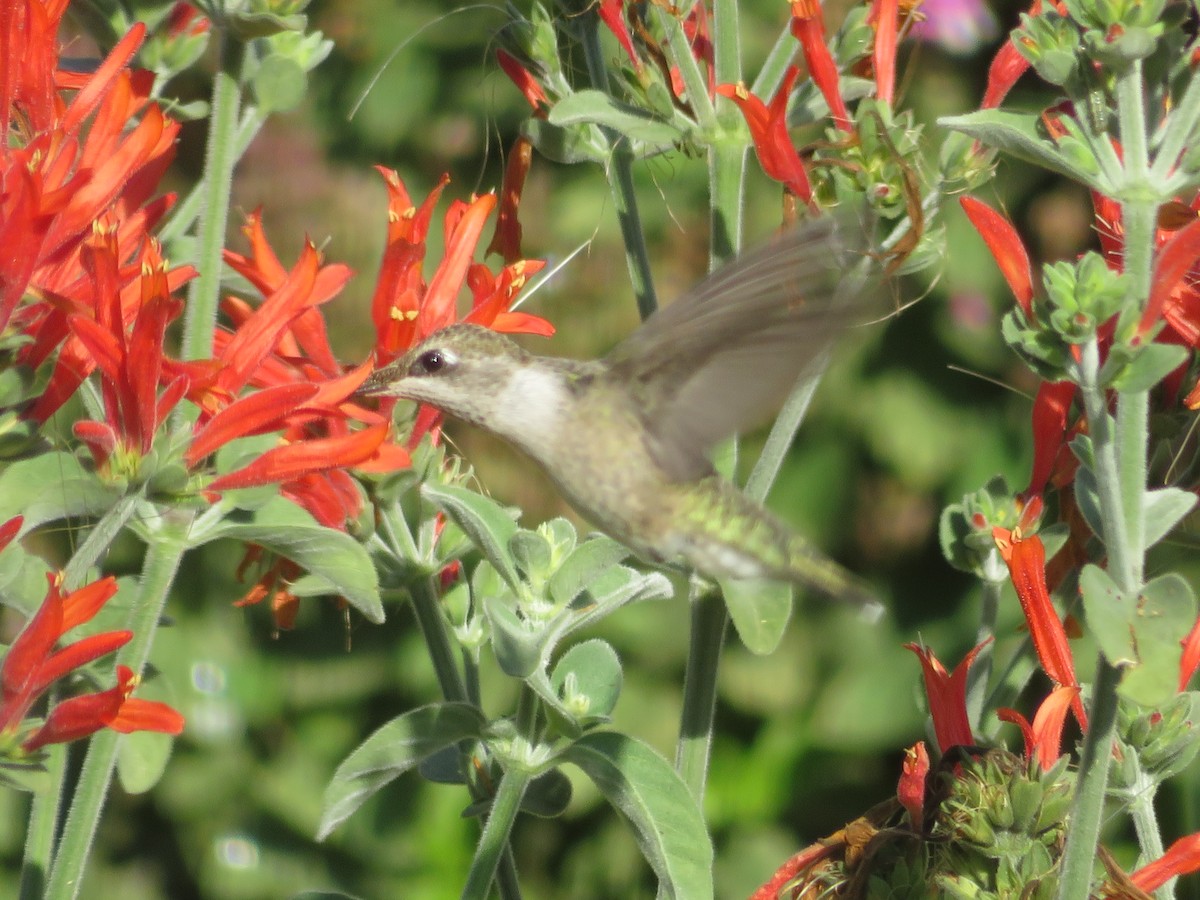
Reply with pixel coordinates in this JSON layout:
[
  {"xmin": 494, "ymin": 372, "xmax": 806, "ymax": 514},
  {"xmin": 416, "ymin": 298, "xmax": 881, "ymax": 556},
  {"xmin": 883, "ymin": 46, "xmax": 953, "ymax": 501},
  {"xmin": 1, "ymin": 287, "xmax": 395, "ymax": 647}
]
[
  {"xmin": 965, "ymin": 577, "xmax": 1002, "ymax": 734},
  {"xmin": 1150, "ymin": 60, "xmax": 1200, "ymax": 183},
  {"xmin": 744, "ymin": 354, "xmax": 825, "ymax": 501},
  {"xmin": 749, "ymin": 21, "xmax": 797, "ymax": 101},
  {"xmin": 1056, "ymin": 658, "xmax": 1122, "ymax": 899},
  {"xmin": 578, "ymin": 10, "xmax": 658, "ymax": 319},
  {"xmin": 708, "ymin": 132, "xmax": 746, "ymax": 264},
  {"xmin": 159, "ymin": 109, "xmax": 263, "ymax": 247},
  {"xmin": 181, "ymin": 33, "xmax": 244, "ymax": 362},
  {"xmin": 44, "ymin": 517, "xmax": 191, "ymax": 900},
  {"xmin": 1128, "ymin": 775, "xmax": 1171, "ymax": 900},
  {"xmin": 673, "ymin": 587, "xmax": 728, "ymax": 800},
  {"xmin": 668, "ymin": 5, "xmax": 747, "ymax": 814},
  {"xmin": 60, "ymin": 490, "xmax": 145, "ymax": 589},
  {"xmin": 654, "ymin": 5, "xmax": 716, "ymax": 130},
  {"xmin": 461, "ymin": 765, "xmax": 532, "ymax": 900},
  {"xmin": 19, "ymin": 742, "xmax": 65, "ymax": 900},
  {"xmin": 409, "ymin": 578, "xmax": 468, "ymax": 704},
  {"xmin": 20, "ymin": 489, "xmax": 147, "ymax": 894}
]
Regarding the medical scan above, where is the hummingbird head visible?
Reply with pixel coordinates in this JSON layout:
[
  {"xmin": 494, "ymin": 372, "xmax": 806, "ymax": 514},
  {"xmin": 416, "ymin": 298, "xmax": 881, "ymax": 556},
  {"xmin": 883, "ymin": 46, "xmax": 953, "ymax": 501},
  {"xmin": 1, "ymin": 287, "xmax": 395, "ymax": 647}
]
[{"xmin": 357, "ymin": 324, "xmax": 549, "ymax": 434}]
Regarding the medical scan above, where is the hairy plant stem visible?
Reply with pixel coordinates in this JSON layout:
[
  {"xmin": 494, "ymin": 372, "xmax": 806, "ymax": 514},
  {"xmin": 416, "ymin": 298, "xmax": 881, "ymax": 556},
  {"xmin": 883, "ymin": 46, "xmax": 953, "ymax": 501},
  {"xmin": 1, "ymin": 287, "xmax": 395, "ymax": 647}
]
[
  {"xmin": 44, "ymin": 515, "xmax": 192, "ymax": 900},
  {"xmin": 181, "ymin": 33, "xmax": 244, "ymax": 363},
  {"xmin": 1057, "ymin": 57, "xmax": 1157, "ymax": 894}
]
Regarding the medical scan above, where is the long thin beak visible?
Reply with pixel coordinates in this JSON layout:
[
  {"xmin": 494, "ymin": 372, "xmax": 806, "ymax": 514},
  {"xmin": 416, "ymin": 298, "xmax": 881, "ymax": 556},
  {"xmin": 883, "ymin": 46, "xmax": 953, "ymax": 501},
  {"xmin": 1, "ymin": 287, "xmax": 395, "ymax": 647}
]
[{"xmin": 355, "ymin": 363, "xmax": 402, "ymax": 398}]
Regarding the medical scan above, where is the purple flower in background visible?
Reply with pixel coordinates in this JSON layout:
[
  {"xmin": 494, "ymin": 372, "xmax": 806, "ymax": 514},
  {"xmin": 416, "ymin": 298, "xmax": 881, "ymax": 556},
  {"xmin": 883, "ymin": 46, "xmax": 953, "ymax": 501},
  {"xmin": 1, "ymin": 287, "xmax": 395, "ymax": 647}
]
[{"xmin": 911, "ymin": 0, "xmax": 998, "ymax": 55}]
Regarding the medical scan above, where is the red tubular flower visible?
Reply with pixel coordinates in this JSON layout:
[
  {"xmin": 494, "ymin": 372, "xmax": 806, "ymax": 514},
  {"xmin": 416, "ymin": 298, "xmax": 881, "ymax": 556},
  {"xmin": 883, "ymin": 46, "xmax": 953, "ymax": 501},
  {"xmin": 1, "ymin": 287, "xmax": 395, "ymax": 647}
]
[
  {"xmin": 897, "ymin": 741, "xmax": 930, "ymax": 828},
  {"xmin": 996, "ymin": 684, "xmax": 1077, "ymax": 772},
  {"xmin": 64, "ymin": 236, "xmax": 190, "ymax": 469},
  {"xmin": 598, "ymin": 0, "xmax": 641, "ymax": 73},
  {"xmin": 716, "ymin": 70, "xmax": 814, "ymax": 202},
  {"xmin": 1180, "ymin": 614, "xmax": 1200, "ymax": 692},
  {"xmin": 1140, "ymin": 213, "xmax": 1200, "ymax": 340},
  {"xmin": 1, "ymin": 575, "xmax": 126, "ymax": 735},
  {"xmin": 960, "ymin": 196, "xmax": 1034, "ymax": 319},
  {"xmin": 7, "ymin": 18, "xmax": 185, "ymax": 427},
  {"xmin": 3, "ymin": 20, "xmax": 179, "ymax": 349},
  {"xmin": 992, "ymin": 498, "xmax": 1088, "ymax": 730},
  {"xmin": 904, "ymin": 641, "xmax": 988, "ymax": 753},
  {"xmin": 22, "ymin": 665, "xmax": 183, "ymax": 751},
  {"xmin": 207, "ymin": 423, "xmax": 390, "ymax": 492},
  {"xmin": 790, "ymin": 0, "xmax": 852, "ymax": 132},
  {"xmin": 496, "ymin": 49, "xmax": 549, "ymax": 117},
  {"xmin": 488, "ymin": 136, "xmax": 533, "ymax": 264},
  {"xmin": 870, "ymin": 0, "xmax": 899, "ymax": 107},
  {"xmin": 1027, "ymin": 380, "xmax": 1077, "ymax": 496},
  {"xmin": 1129, "ymin": 833, "xmax": 1200, "ymax": 891},
  {"xmin": 0, "ymin": 573, "xmax": 180, "ymax": 754},
  {"xmin": 0, "ymin": 515, "xmax": 22, "ymax": 552},
  {"xmin": 369, "ymin": 168, "xmax": 553, "ymax": 360}
]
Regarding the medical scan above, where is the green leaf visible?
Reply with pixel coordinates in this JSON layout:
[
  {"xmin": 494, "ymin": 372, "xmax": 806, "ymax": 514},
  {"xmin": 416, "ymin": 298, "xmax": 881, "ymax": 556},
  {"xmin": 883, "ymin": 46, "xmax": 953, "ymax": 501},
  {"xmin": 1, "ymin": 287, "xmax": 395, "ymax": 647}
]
[
  {"xmin": 252, "ymin": 54, "xmax": 307, "ymax": 113},
  {"xmin": 523, "ymin": 118, "xmax": 606, "ymax": 165},
  {"xmin": 117, "ymin": 731, "xmax": 177, "ymax": 795},
  {"xmin": 551, "ymin": 638, "xmax": 623, "ymax": 720},
  {"xmin": 940, "ymin": 109, "xmax": 1110, "ymax": 191},
  {"xmin": 510, "ymin": 529, "xmax": 552, "ymax": 580},
  {"xmin": 549, "ymin": 89, "xmax": 684, "ymax": 147},
  {"xmin": 539, "ymin": 567, "xmax": 673, "ymax": 654},
  {"xmin": 563, "ymin": 732, "xmax": 713, "ymax": 900},
  {"xmin": 483, "ymin": 593, "xmax": 543, "ymax": 678},
  {"xmin": 1107, "ymin": 343, "xmax": 1188, "ymax": 392},
  {"xmin": 1080, "ymin": 563, "xmax": 1137, "ymax": 665},
  {"xmin": 548, "ymin": 535, "xmax": 631, "ymax": 605},
  {"xmin": 1081, "ymin": 566, "xmax": 1198, "ymax": 705},
  {"xmin": 0, "ymin": 758, "xmax": 51, "ymax": 793},
  {"xmin": 193, "ymin": 497, "xmax": 383, "ymax": 624},
  {"xmin": 423, "ymin": 483, "xmax": 521, "ymax": 592},
  {"xmin": 317, "ymin": 702, "xmax": 487, "ymax": 840},
  {"xmin": 226, "ymin": 9, "xmax": 307, "ymax": 40},
  {"xmin": 720, "ymin": 578, "xmax": 793, "ymax": 655},
  {"xmin": 1119, "ymin": 574, "xmax": 1196, "ymax": 706},
  {"xmin": 520, "ymin": 768, "xmax": 573, "ymax": 818},
  {"xmin": 0, "ymin": 452, "xmax": 121, "ymax": 531},
  {"xmin": 1072, "ymin": 464, "xmax": 1103, "ymax": 541},
  {"xmin": 1143, "ymin": 487, "xmax": 1197, "ymax": 548}
]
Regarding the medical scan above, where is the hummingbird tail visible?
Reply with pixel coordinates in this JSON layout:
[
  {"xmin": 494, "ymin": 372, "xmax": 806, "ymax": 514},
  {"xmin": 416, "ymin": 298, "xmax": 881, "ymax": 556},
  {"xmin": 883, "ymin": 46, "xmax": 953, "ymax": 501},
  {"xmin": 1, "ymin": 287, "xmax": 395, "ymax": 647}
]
[{"xmin": 683, "ymin": 478, "xmax": 882, "ymax": 614}]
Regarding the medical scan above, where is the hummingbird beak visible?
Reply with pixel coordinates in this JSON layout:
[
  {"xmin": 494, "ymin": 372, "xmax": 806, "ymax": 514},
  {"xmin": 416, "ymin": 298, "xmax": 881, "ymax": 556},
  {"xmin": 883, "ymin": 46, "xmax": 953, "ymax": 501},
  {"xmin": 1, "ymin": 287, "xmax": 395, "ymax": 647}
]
[{"xmin": 355, "ymin": 361, "xmax": 405, "ymax": 398}]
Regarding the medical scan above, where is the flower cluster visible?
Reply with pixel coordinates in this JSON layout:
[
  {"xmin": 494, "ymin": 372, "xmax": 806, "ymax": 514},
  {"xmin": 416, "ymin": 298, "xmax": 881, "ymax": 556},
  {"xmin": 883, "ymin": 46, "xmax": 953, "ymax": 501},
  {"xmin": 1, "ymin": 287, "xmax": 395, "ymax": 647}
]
[{"xmin": 0, "ymin": 519, "xmax": 182, "ymax": 757}]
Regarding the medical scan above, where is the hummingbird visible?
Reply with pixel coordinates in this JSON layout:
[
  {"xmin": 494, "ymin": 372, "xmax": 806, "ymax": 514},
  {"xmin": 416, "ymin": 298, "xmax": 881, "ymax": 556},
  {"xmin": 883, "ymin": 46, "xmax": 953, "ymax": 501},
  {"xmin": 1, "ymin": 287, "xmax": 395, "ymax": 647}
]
[{"xmin": 358, "ymin": 214, "xmax": 881, "ymax": 606}]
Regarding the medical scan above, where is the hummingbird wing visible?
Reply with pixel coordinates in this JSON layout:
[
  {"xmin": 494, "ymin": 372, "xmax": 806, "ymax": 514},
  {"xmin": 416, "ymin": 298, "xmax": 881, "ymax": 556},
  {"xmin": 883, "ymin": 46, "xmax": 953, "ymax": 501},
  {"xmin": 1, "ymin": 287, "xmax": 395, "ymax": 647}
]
[{"xmin": 604, "ymin": 213, "xmax": 879, "ymax": 482}]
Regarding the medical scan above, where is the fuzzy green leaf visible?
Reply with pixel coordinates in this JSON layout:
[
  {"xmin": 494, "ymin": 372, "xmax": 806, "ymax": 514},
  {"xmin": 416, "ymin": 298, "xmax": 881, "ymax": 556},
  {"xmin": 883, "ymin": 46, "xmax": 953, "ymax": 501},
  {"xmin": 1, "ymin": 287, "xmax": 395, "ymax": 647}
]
[
  {"xmin": 423, "ymin": 482, "xmax": 521, "ymax": 592},
  {"xmin": 720, "ymin": 577, "xmax": 793, "ymax": 655},
  {"xmin": 195, "ymin": 497, "xmax": 382, "ymax": 623},
  {"xmin": 563, "ymin": 731, "xmax": 713, "ymax": 899},
  {"xmin": 317, "ymin": 702, "xmax": 487, "ymax": 840}
]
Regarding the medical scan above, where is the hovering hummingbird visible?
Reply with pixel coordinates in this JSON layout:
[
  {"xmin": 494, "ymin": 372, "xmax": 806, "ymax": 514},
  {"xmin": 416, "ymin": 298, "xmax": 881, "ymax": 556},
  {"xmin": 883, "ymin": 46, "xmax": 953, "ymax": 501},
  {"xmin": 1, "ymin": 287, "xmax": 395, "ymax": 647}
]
[{"xmin": 358, "ymin": 214, "xmax": 882, "ymax": 606}]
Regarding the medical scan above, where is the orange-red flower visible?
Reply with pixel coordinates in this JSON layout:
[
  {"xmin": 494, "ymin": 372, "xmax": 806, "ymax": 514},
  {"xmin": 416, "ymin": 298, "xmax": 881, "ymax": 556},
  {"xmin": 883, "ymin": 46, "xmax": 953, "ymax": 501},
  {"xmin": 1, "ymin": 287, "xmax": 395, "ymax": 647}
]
[
  {"xmin": 904, "ymin": 640, "xmax": 988, "ymax": 753},
  {"xmin": 716, "ymin": 71, "xmax": 814, "ymax": 203},
  {"xmin": 959, "ymin": 196, "xmax": 1033, "ymax": 319},
  {"xmin": 0, "ymin": 573, "xmax": 182, "ymax": 754},
  {"xmin": 496, "ymin": 50, "xmax": 549, "ymax": 117},
  {"xmin": 996, "ymin": 684, "xmax": 1077, "ymax": 772},
  {"xmin": 3, "ymin": 15, "xmax": 180, "ymax": 367},
  {"xmin": 790, "ymin": 0, "xmax": 852, "ymax": 132},
  {"xmin": 992, "ymin": 496, "xmax": 1087, "ymax": 729},
  {"xmin": 897, "ymin": 741, "xmax": 930, "ymax": 826},
  {"xmin": 1128, "ymin": 833, "xmax": 1200, "ymax": 891},
  {"xmin": 597, "ymin": 0, "xmax": 642, "ymax": 73}
]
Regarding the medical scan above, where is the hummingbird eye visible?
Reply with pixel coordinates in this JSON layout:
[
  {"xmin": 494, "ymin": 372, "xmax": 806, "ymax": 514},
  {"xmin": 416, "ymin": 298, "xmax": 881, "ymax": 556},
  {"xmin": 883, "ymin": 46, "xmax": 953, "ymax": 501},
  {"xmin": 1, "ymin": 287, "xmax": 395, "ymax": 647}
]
[{"xmin": 412, "ymin": 348, "xmax": 454, "ymax": 376}]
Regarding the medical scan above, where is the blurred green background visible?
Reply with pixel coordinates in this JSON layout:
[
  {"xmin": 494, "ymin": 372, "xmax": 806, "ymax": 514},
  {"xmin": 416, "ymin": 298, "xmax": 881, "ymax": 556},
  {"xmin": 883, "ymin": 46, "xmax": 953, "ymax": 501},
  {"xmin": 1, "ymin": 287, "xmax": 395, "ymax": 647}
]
[{"xmin": 5, "ymin": 0, "xmax": 1198, "ymax": 897}]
